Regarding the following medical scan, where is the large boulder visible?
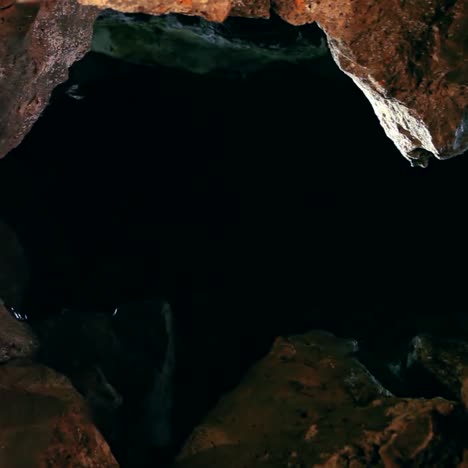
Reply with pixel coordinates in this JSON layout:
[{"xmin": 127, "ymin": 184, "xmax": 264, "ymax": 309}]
[
  {"xmin": 0, "ymin": 361, "xmax": 118, "ymax": 467},
  {"xmin": 176, "ymin": 331, "xmax": 467, "ymax": 467}
]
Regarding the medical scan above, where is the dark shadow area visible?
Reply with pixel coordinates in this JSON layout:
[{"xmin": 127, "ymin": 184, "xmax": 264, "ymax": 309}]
[{"xmin": 1, "ymin": 43, "xmax": 468, "ymax": 465}]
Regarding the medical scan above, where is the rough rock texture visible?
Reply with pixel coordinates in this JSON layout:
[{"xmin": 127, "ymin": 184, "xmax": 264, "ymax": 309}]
[
  {"xmin": 408, "ymin": 335, "xmax": 468, "ymax": 407},
  {"xmin": 79, "ymin": 0, "xmax": 467, "ymax": 165},
  {"xmin": 92, "ymin": 13, "xmax": 327, "ymax": 75},
  {"xmin": 80, "ymin": 0, "xmax": 231, "ymax": 22},
  {"xmin": 275, "ymin": 0, "xmax": 468, "ymax": 166},
  {"xmin": 0, "ymin": 303, "xmax": 38, "ymax": 363},
  {"xmin": 0, "ymin": 0, "xmax": 98, "ymax": 158},
  {"xmin": 176, "ymin": 331, "xmax": 466, "ymax": 467},
  {"xmin": 1, "ymin": 1, "xmax": 466, "ymax": 161},
  {"xmin": 0, "ymin": 361, "xmax": 119, "ymax": 467}
]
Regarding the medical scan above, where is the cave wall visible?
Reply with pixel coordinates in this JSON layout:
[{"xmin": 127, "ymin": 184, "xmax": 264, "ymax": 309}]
[
  {"xmin": 0, "ymin": 0, "xmax": 98, "ymax": 158},
  {"xmin": 0, "ymin": 0, "xmax": 467, "ymax": 164}
]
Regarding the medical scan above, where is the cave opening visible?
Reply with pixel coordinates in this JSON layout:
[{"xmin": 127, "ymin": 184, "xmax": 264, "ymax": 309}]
[{"xmin": 1, "ymin": 10, "xmax": 468, "ymax": 468}]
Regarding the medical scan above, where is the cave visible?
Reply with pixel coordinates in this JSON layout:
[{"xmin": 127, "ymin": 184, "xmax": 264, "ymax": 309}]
[{"xmin": 0, "ymin": 1, "xmax": 468, "ymax": 467}]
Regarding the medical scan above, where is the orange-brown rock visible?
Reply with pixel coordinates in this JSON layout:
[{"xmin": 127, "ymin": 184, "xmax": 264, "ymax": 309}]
[
  {"xmin": 273, "ymin": 0, "xmax": 468, "ymax": 166},
  {"xmin": 0, "ymin": 361, "xmax": 119, "ymax": 467},
  {"xmin": 176, "ymin": 331, "xmax": 466, "ymax": 467},
  {"xmin": 0, "ymin": 0, "xmax": 98, "ymax": 158},
  {"xmin": 77, "ymin": 0, "xmax": 467, "ymax": 165}
]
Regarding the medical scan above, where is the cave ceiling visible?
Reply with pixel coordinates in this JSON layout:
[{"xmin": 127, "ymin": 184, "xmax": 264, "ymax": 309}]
[{"xmin": 0, "ymin": 0, "xmax": 466, "ymax": 165}]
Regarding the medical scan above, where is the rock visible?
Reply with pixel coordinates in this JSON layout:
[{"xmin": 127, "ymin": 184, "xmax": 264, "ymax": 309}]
[
  {"xmin": 407, "ymin": 334, "xmax": 468, "ymax": 406},
  {"xmin": 0, "ymin": 303, "xmax": 38, "ymax": 363},
  {"xmin": 33, "ymin": 310, "xmax": 125, "ymax": 443},
  {"xmin": 92, "ymin": 12, "xmax": 327, "ymax": 75},
  {"xmin": 0, "ymin": 0, "xmax": 99, "ymax": 159},
  {"xmin": 0, "ymin": 361, "xmax": 119, "ymax": 467},
  {"xmin": 81, "ymin": 0, "xmax": 467, "ymax": 165},
  {"xmin": 33, "ymin": 298, "xmax": 175, "ymax": 466},
  {"xmin": 231, "ymin": 0, "xmax": 268, "ymax": 18},
  {"xmin": 111, "ymin": 298, "xmax": 175, "ymax": 465},
  {"xmin": 176, "ymin": 331, "xmax": 466, "ymax": 467},
  {"xmin": 274, "ymin": 0, "xmax": 468, "ymax": 166},
  {"xmin": 0, "ymin": 219, "xmax": 29, "ymax": 308}
]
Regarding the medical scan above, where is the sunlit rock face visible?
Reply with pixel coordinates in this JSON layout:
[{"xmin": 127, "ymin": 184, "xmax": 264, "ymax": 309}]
[
  {"xmin": 92, "ymin": 12, "xmax": 327, "ymax": 75},
  {"xmin": 0, "ymin": 0, "xmax": 98, "ymax": 158}
]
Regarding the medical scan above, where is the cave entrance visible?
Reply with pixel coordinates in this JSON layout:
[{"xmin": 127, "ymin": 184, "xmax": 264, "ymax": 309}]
[{"xmin": 1, "ymin": 12, "xmax": 468, "ymax": 468}]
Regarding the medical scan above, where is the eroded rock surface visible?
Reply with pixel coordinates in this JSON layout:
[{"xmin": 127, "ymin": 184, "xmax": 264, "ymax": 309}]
[
  {"xmin": 0, "ymin": 0, "xmax": 98, "ymax": 158},
  {"xmin": 0, "ymin": 303, "xmax": 38, "ymax": 363},
  {"xmin": 79, "ymin": 0, "xmax": 256, "ymax": 22},
  {"xmin": 1, "ymin": 0, "xmax": 467, "ymax": 161},
  {"xmin": 0, "ymin": 219, "xmax": 28, "ymax": 308},
  {"xmin": 0, "ymin": 362, "xmax": 119, "ymax": 467},
  {"xmin": 176, "ymin": 331, "xmax": 466, "ymax": 467}
]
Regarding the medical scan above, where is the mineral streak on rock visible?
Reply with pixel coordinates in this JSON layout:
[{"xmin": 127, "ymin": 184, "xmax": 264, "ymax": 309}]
[{"xmin": 0, "ymin": 0, "xmax": 99, "ymax": 159}]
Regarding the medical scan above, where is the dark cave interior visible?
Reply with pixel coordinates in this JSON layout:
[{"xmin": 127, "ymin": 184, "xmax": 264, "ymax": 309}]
[{"xmin": 1, "ymin": 16, "xmax": 468, "ymax": 465}]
